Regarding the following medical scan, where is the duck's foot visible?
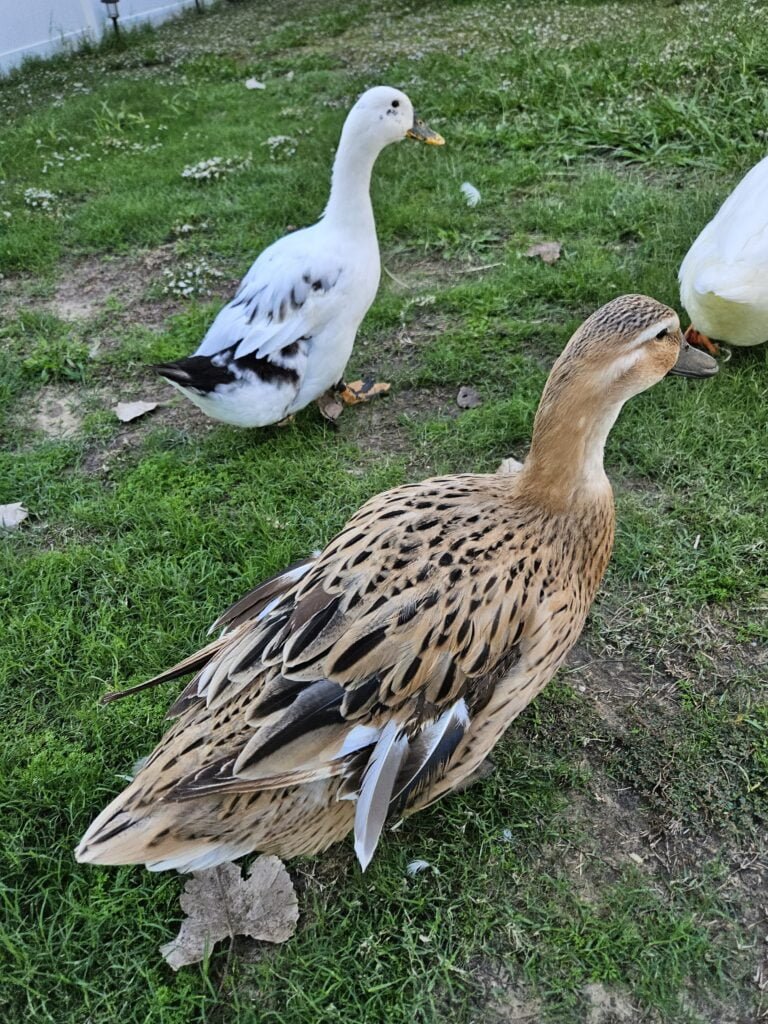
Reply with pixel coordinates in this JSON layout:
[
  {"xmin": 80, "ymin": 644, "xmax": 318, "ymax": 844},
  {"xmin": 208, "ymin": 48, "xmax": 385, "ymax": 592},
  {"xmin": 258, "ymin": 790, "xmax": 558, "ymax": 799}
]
[
  {"xmin": 451, "ymin": 758, "xmax": 495, "ymax": 794},
  {"xmin": 684, "ymin": 325, "xmax": 720, "ymax": 357},
  {"xmin": 337, "ymin": 378, "xmax": 391, "ymax": 405},
  {"xmin": 276, "ymin": 414, "xmax": 295, "ymax": 427}
]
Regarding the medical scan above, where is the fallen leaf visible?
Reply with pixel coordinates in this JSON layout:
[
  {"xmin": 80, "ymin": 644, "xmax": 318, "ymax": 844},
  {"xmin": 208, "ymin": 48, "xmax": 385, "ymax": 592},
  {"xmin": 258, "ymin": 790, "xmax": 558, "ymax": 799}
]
[
  {"xmin": 456, "ymin": 385, "xmax": 482, "ymax": 410},
  {"xmin": 245, "ymin": 78, "xmax": 266, "ymax": 90},
  {"xmin": 460, "ymin": 182, "xmax": 481, "ymax": 207},
  {"xmin": 114, "ymin": 400, "xmax": 159, "ymax": 423},
  {"xmin": 497, "ymin": 457, "xmax": 523, "ymax": 476},
  {"xmin": 316, "ymin": 390, "xmax": 344, "ymax": 422},
  {"xmin": 340, "ymin": 379, "xmax": 391, "ymax": 405},
  {"xmin": 524, "ymin": 241, "xmax": 562, "ymax": 264},
  {"xmin": 0, "ymin": 502, "xmax": 28, "ymax": 530},
  {"xmin": 160, "ymin": 857, "xmax": 298, "ymax": 971}
]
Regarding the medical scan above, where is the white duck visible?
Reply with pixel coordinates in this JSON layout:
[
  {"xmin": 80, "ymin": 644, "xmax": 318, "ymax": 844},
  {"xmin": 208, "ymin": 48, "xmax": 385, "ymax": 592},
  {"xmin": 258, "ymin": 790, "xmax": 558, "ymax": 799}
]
[
  {"xmin": 155, "ymin": 87, "xmax": 443, "ymax": 427},
  {"xmin": 679, "ymin": 154, "xmax": 768, "ymax": 353}
]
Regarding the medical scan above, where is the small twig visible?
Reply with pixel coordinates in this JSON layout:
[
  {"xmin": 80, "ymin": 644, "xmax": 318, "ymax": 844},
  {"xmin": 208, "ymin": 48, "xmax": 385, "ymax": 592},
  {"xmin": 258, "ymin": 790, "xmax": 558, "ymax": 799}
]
[
  {"xmin": 459, "ymin": 261, "xmax": 504, "ymax": 273},
  {"xmin": 381, "ymin": 264, "xmax": 409, "ymax": 287}
]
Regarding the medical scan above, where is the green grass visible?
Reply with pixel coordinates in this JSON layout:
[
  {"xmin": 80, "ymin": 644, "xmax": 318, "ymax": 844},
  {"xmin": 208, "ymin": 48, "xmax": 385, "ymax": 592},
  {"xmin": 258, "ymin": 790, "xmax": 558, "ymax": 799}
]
[{"xmin": 0, "ymin": 1, "xmax": 766, "ymax": 1022}]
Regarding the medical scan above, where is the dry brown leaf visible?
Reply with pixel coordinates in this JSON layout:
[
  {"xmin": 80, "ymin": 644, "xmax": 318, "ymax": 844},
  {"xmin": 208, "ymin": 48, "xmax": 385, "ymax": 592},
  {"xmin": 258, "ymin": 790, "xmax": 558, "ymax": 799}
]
[
  {"xmin": 524, "ymin": 241, "xmax": 562, "ymax": 264},
  {"xmin": 160, "ymin": 857, "xmax": 298, "ymax": 971},
  {"xmin": 456, "ymin": 385, "xmax": 482, "ymax": 410},
  {"xmin": 316, "ymin": 390, "xmax": 344, "ymax": 422},
  {"xmin": 0, "ymin": 502, "xmax": 29, "ymax": 530},
  {"xmin": 340, "ymin": 379, "xmax": 391, "ymax": 405},
  {"xmin": 114, "ymin": 400, "xmax": 159, "ymax": 423}
]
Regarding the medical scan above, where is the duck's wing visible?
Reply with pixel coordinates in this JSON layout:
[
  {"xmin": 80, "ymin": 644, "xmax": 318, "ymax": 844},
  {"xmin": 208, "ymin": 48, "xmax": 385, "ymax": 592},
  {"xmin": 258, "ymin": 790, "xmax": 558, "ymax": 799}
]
[
  {"xmin": 196, "ymin": 230, "xmax": 345, "ymax": 362},
  {"xmin": 145, "ymin": 475, "xmax": 548, "ymax": 865}
]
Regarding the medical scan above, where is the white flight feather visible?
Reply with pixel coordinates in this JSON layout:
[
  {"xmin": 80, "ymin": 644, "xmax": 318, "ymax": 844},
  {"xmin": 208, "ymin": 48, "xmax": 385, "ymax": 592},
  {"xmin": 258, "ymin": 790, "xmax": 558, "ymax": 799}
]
[{"xmin": 354, "ymin": 720, "xmax": 409, "ymax": 870}]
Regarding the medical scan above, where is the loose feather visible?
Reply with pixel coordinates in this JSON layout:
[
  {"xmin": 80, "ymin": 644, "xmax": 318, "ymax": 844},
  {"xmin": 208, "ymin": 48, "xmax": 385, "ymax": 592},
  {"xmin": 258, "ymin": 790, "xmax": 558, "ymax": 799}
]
[{"xmin": 460, "ymin": 182, "xmax": 481, "ymax": 208}]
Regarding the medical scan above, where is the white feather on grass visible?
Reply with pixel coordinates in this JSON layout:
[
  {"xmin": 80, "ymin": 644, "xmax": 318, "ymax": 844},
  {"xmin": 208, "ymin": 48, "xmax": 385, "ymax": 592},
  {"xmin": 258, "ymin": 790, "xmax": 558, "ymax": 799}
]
[{"xmin": 460, "ymin": 182, "xmax": 481, "ymax": 208}]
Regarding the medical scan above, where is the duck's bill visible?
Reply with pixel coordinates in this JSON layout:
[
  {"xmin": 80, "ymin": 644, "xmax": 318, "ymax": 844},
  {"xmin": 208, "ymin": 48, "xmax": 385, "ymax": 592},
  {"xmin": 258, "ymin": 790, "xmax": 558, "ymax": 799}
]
[
  {"xmin": 667, "ymin": 339, "xmax": 719, "ymax": 378},
  {"xmin": 406, "ymin": 115, "xmax": 444, "ymax": 145}
]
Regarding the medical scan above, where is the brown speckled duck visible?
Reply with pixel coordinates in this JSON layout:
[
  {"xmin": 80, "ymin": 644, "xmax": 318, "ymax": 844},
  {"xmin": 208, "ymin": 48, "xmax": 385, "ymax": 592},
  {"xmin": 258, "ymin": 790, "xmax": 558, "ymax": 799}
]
[{"xmin": 76, "ymin": 295, "xmax": 717, "ymax": 873}]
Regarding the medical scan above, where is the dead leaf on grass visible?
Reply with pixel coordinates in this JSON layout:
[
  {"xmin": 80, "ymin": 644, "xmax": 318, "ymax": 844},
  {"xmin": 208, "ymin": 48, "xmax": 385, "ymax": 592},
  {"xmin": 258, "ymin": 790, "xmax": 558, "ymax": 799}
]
[
  {"xmin": 114, "ymin": 400, "xmax": 159, "ymax": 423},
  {"xmin": 316, "ymin": 390, "xmax": 344, "ymax": 422},
  {"xmin": 0, "ymin": 502, "xmax": 29, "ymax": 530},
  {"xmin": 524, "ymin": 241, "xmax": 562, "ymax": 264},
  {"xmin": 341, "ymin": 379, "xmax": 391, "ymax": 405},
  {"xmin": 456, "ymin": 385, "xmax": 482, "ymax": 409},
  {"xmin": 160, "ymin": 857, "xmax": 298, "ymax": 971}
]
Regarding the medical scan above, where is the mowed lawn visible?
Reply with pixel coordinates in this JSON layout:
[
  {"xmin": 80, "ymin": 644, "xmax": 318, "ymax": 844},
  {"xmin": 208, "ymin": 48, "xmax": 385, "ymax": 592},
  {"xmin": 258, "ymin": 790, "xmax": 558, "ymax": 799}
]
[{"xmin": 0, "ymin": 1, "xmax": 766, "ymax": 1021}]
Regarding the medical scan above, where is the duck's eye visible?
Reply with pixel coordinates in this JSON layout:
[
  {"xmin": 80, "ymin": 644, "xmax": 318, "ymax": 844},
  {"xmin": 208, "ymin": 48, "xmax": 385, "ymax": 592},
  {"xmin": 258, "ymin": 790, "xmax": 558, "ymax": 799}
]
[
  {"xmin": 391, "ymin": 99, "xmax": 400, "ymax": 108},
  {"xmin": 655, "ymin": 328, "xmax": 669, "ymax": 339}
]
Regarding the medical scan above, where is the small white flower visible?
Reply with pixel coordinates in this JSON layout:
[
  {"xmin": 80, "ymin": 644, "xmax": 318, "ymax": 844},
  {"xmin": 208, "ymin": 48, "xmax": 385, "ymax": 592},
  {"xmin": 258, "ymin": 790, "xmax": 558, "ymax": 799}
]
[
  {"xmin": 181, "ymin": 155, "xmax": 252, "ymax": 181},
  {"xmin": 162, "ymin": 259, "xmax": 224, "ymax": 299},
  {"xmin": 263, "ymin": 136, "xmax": 297, "ymax": 160},
  {"xmin": 24, "ymin": 187, "xmax": 58, "ymax": 211}
]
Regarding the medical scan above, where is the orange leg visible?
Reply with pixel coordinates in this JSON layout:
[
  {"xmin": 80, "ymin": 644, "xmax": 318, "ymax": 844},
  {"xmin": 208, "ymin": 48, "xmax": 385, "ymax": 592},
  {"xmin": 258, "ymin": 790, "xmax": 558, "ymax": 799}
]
[{"xmin": 684, "ymin": 324, "xmax": 720, "ymax": 357}]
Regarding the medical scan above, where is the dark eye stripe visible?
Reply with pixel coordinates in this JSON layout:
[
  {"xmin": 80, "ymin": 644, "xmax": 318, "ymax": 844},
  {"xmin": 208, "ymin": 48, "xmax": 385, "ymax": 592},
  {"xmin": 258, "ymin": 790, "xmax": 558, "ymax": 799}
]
[{"xmin": 655, "ymin": 328, "xmax": 669, "ymax": 339}]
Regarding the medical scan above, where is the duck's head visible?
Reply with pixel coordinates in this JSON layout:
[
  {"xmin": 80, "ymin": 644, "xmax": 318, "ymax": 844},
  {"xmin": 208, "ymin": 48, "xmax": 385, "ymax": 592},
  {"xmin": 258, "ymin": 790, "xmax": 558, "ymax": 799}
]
[
  {"xmin": 345, "ymin": 86, "xmax": 444, "ymax": 151},
  {"xmin": 556, "ymin": 294, "xmax": 719, "ymax": 402},
  {"xmin": 526, "ymin": 295, "xmax": 718, "ymax": 499}
]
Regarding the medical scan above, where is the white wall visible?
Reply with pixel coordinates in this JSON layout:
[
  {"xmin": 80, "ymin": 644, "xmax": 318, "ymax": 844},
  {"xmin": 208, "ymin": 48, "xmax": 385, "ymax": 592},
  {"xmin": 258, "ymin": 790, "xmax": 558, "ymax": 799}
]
[{"xmin": 0, "ymin": 0, "xmax": 198, "ymax": 75}]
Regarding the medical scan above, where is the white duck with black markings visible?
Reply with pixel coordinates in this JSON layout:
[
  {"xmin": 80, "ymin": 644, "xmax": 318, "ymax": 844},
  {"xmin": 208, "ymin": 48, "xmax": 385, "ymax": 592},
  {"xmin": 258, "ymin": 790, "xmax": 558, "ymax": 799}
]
[{"xmin": 155, "ymin": 87, "xmax": 443, "ymax": 427}]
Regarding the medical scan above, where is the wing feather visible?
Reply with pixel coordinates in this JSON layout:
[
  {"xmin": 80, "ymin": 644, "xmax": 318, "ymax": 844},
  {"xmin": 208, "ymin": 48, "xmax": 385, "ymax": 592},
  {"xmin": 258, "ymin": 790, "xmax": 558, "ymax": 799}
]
[
  {"xmin": 354, "ymin": 720, "xmax": 409, "ymax": 870},
  {"xmin": 195, "ymin": 229, "xmax": 343, "ymax": 362}
]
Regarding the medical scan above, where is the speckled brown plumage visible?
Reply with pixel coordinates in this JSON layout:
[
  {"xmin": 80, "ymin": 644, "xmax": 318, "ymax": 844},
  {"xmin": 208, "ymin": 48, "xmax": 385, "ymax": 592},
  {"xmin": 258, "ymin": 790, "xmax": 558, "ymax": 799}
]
[{"xmin": 76, "ymin": 294, "xmax": 716, "ymax": 872}]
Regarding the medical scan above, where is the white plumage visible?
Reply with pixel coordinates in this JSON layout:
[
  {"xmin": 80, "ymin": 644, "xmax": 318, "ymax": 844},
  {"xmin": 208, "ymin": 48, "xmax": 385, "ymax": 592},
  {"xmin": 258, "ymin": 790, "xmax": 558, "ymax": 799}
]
[
  {"xmin": 156, "ymin": 86, "xmax": 444, "ymax": 427},
  {"xmin": 679, "ymin": 154, "xmax": 768, "ymax": 347}
]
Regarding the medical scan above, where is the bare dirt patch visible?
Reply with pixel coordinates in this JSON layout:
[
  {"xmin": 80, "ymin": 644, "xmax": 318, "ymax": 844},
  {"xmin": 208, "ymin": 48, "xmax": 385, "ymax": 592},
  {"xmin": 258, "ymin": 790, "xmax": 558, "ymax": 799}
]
[
  {"xmin": 1, "ymin": 247, "xmax": 238, "ymax": 341},
  {"xmin": 583, "ymin": 982, "xmax": 644, "ymax": 1024},
  {"xmin": 27, "ymin": 386, "xmax": 85, "ymax": 438},
  {"xmin": 563, "ymin": 643, "xmax": 680, "ymax": 734},
  {"xmin": 468, "ymin": 959, "xmax": 543, "ymax": 1024},
  {"xmin": 344, "ymin": 384, "xmax": 458, "ymax": 467}
]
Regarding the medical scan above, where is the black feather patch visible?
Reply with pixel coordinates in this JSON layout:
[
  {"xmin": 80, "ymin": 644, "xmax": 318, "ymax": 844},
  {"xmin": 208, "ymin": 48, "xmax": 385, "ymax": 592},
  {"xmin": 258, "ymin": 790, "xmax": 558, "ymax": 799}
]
[
  {"xmin": 154, "ymin": 344, "xmax": 300, "ymax": 394},
  {"xmin": 388, "ymin": 702, "xmax": 468, "ymax": 815},
  {"xmin": 331, "ymin": 626, "xmax": 388, "ymax": 675},
  {"xmin": 232, "ymin": 611, "xmax": 291, "ymax": 675},
  {"xmin": 341, "ymin": 673, "xmax": 382, "ymax": 717},
  {"xmin": 285, "ymin": 594, "xmax": 343, "ymax": 661},
  {"xmin": 232, "ymin": 680, "xmax": 345, "ymax": 771}
]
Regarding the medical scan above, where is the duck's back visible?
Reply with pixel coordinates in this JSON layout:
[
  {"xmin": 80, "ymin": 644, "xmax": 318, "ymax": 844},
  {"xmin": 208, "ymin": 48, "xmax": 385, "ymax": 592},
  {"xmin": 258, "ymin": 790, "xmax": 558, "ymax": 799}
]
[{"xmin": 76, "ymin": 473, "xmax": 614, "ymax": 872}]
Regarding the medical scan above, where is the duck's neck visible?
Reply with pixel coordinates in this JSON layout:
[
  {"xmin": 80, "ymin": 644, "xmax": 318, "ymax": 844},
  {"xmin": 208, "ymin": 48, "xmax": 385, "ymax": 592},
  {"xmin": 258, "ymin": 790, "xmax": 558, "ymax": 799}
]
[
  {"xmin": 323, "ymin": 126, "xmax": 380, "ymax": 236},
  {"xmin": 521, "ymin": 370, "xmax": 623, "ymax": 508}
]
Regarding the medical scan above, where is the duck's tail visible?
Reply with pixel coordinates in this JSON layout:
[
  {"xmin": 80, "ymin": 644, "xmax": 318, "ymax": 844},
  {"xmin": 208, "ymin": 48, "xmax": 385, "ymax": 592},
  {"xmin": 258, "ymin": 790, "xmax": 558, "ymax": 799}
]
[
  {"xmin": 153, "ymin": 356, "xmax": 234, "ymax": 392},
  {"xmin": 75, "ymin": 774, "xmax": 354, "ymax": 872}
]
